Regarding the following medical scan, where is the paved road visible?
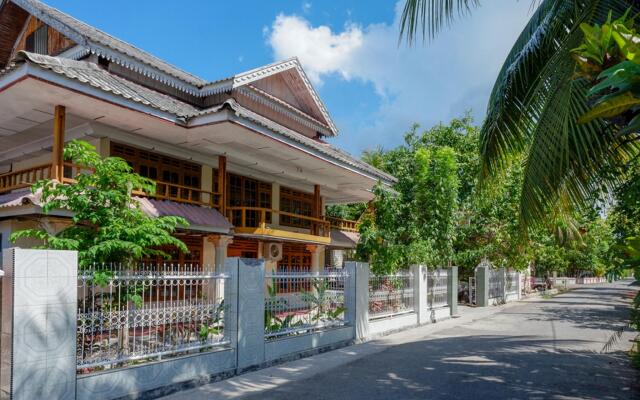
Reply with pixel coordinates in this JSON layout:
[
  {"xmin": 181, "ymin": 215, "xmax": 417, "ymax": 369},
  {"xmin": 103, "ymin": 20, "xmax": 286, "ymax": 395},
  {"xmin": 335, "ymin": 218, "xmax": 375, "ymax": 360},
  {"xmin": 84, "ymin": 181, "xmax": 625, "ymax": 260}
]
[{"xmin": 165, "ymin": 280, "xmax": 640, "ymax": 400}]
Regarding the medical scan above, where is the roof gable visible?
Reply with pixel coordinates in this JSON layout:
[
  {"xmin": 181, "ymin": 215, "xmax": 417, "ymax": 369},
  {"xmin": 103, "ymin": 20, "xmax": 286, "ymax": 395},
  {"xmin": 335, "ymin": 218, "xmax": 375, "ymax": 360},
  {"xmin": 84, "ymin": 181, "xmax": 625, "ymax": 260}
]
[{"xmin": 204, "ymin": 58, "xmax": 337, "ymax": 135}]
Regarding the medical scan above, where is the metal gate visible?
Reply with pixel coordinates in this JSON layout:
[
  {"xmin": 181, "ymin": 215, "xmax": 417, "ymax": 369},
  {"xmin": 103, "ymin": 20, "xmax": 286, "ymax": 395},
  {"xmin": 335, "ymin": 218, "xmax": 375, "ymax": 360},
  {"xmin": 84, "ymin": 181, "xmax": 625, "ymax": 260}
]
[{"xmin": 468, "ymin": 276, "xmax": 476, "ymax": 305}]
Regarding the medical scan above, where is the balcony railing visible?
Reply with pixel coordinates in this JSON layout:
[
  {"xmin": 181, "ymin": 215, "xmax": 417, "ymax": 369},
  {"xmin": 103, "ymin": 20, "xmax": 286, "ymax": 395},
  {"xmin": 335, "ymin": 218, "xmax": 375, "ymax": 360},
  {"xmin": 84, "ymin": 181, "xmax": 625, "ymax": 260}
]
[
  {"xmin": 226, "ymin": 206, "xmax": 331, "ymax": 237},
  {"xmin": 0, "ymin": 164, "xmax": 53, "ymax": 192},
  {"xmin": 0, "ymin": 165, "xmax": 358, "ymax": 239},
  {"xmin": 326, "ymin": 216, "xmax": 359, "ymax": 233}
]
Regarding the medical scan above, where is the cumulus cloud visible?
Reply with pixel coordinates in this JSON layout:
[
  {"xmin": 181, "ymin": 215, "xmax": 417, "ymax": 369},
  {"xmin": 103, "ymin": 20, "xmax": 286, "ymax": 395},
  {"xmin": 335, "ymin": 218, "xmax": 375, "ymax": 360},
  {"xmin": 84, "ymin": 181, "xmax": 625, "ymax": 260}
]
[
  {"xmin": 267, "ymin": 1, "xmax": 533, "ymax": 153},
  {"xmin": 268, "ymin": 14, "xmax": 363, "ymax": 85}
]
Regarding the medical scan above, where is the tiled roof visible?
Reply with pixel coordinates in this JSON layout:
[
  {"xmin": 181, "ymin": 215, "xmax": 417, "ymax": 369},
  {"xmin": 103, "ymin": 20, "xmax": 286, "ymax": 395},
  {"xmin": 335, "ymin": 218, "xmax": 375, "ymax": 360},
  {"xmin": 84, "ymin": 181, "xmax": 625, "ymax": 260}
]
[
  {"xmin": 219, "ymin": 100, "xmax": 397, "ymax": 183},
  {"xmin": 9, "ymin": 51, "xmax": 200, "ymax": 118},
  {"xmin": 0, "ymin": 189, "xmax": 232, "ymax": 233},
  {"xmin": 12, "ymin": 0, "xmax": 207, "ymax": 88},
  {"xmin": 4, "ymin": 51, "xmax": 396, "ymax": 184},
  {"xmin": 134, "ymin": 197, "xmax": 232, "ymax": 232},
  {"xmin": 330, "ymin": 229, "xmax": 359, "ymax": 249}
]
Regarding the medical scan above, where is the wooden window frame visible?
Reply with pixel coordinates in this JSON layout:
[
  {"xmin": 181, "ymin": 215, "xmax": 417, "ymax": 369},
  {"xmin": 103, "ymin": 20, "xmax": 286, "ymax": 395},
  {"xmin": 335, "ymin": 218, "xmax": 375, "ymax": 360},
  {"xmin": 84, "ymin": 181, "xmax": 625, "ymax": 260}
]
[
  {"xmin": 279, "ymin": 186, "xmax": 314, "ymax": 229},
  {"xmin": 110, "ymin": 142, "xmax": 202, "ymax": 200}
]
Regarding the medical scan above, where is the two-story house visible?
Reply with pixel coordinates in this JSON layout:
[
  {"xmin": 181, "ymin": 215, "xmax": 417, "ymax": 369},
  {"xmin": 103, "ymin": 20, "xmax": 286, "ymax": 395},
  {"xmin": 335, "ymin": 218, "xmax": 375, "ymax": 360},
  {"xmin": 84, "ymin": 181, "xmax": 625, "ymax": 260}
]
[{"xmin": 0, "ymin": 0, "xmax": 395, "ymax": 275}]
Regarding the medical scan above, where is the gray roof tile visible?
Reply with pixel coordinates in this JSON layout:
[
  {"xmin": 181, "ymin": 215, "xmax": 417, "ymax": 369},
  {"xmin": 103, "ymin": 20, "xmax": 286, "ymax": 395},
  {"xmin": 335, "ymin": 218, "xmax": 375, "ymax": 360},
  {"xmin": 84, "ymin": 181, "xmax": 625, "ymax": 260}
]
[{"xmin": 5, "ymin": 51, "xmax": 396, "ymax": 184}]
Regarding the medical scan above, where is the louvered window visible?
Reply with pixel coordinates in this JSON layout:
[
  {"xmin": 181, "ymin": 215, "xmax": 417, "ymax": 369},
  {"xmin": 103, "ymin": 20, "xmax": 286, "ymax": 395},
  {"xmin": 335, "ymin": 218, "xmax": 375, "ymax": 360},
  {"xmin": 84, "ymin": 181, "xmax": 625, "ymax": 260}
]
[{"xmin": 25, "ymin": 25, "xmax": 48, "ymax": 55}]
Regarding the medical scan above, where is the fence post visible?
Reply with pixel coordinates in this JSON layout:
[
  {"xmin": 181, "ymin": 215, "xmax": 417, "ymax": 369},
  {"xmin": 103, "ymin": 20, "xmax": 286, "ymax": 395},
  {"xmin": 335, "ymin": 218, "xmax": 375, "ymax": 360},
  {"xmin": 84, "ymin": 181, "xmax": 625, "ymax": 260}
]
[
  {"xmin": 227, "ymin": 257, "xmax": 266, "ymax": 372},
  {"xmin": 447, "ymin": 266, "xmax": 458, "ymax": 316},
  {"xmin": 476, "ymin": 263, "xmax": 490, "ymax": 307},
  {"xmin": 1, "ymin": 248, "xmax": 77, "ymax": 400},
  {"xmin": 346, "ymin": 261, "xmax": 369, "ymax": 341},
  {"xmin": 516, "ymin": 272, "xmax": 522, "ymax": 300},
  {"xmin": 412, "ymin": 265, "xmax": 429, "ymax": 324}
]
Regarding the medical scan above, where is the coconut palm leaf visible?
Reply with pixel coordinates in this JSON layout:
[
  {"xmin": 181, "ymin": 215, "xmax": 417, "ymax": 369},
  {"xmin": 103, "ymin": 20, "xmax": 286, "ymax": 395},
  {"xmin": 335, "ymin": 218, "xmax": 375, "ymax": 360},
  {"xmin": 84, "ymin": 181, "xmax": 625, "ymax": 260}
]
[
  {"xmin": 399, "ymin": 0, "xmax": 481, "ymax": 43},
  {"xmin": 481, "ymin": 0, "xmax": 639, "ymax": 226},
  {"xmin": 399, "ymin": 0, "xmax": 640, "ymax": 227}
]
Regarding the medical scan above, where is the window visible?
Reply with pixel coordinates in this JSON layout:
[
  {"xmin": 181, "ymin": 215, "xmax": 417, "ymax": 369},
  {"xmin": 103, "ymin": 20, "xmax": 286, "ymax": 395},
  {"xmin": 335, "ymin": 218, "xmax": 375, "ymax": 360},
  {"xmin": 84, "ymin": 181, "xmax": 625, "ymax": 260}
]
[
  {"xmin": 277, "ymin": 244, "xmax": 311, "ymax": 292},
  {"xmin": 111, "ymin": 142, "xmax": 201, "ymax": 202},
  {"xmin": 227, "ymin": 174, "xmax": 272, "ymax": 227},
  {"xmin": 280, "ymin": 187, "xmax": 314, "ymax": 229},
  {"xmin": 25, "ymin": 25, "xmax": 48, "ymax": 54}
]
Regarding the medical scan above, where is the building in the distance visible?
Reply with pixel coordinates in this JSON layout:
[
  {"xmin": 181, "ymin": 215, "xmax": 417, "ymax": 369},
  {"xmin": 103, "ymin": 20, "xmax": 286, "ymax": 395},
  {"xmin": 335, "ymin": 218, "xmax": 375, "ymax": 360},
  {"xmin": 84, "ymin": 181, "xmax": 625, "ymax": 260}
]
[{"xmin": 0, "ymin": 0, "xmax": 395, "ymax": 274}]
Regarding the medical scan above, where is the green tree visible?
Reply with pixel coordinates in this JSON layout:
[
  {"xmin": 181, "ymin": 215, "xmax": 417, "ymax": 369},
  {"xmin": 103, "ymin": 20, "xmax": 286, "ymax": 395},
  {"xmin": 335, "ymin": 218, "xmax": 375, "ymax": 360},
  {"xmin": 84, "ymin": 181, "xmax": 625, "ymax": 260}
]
[
  {"xmin": 357, "ymin": 121, "xmax": 462, "ymax": 272},
  {"xmin": 10, "ymin": 140, "xmax": 189, "ymax": 267},
  {"xmin": 399, "ymin": 0, "xmax": 639, "ymax": 228}
]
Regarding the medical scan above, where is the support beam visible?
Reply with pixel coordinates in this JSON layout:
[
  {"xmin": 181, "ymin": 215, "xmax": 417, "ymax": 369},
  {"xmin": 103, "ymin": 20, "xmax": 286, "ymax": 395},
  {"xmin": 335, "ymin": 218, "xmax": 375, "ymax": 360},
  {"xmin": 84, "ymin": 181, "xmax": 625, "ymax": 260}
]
[
  {"xmin": 218, "ymin": 155, "xmax": 227, "ymax": 215},
  {"xmin": 52, "ymin": 105, "xmax": 66, "ymax": 182},
  {"xmin": 313, "ymin": 184, "xmax": 321, "ymax": 235}
]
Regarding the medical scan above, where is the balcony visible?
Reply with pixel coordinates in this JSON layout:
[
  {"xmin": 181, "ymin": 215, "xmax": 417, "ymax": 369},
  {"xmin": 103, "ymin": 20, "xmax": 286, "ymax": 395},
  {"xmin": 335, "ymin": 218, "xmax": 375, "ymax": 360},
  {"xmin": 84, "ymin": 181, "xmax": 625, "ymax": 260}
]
[
  {"xmin": 325, "ymin": 216, "xmax": 359, "ymax": 233},
  {"xmin": 0, "ymin": 163, "xmax": 222, "ymax": 209},
  {"xmin": 0, "ymin": 165, "xmax": 359, "ymax": 244},
  {"xmin": 226, "ymin": 206, "xmax": 332, "ymax": 244}
]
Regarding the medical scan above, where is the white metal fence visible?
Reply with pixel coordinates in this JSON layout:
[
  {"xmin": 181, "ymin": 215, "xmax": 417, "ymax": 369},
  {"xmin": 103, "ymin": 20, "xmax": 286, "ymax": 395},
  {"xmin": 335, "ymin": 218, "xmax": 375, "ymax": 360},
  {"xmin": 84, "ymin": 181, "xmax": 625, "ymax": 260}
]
[
  {"xmin": 427, "ymin": 269, "xmax": 449, "ymax": 308},
  {"xmin": 264, "ymin": 271, "xmax": 348, "ymax": 339},
  {"xmin": 77, "ymin": 264, "xmax": 228, "ymax": 373},
  {"xmin": 368, "ymin": 271, "xmax": 414, "ymax": 319}
]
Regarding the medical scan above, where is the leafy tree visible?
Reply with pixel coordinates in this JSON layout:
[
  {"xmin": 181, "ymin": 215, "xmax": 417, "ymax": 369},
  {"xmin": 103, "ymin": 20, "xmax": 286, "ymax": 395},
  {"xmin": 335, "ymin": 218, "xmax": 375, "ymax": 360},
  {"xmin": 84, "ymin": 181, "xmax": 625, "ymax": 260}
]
[
  {"xmin": 399, "ymin": 0, "xmax": 640, "ymax": 229},
  {"xmin": 10, "ymin": 140, "xmax": 189, "ymax": 267},
  {"xmin": 357, "ymin": 120, "xmax": 462, "ymax": 272}
]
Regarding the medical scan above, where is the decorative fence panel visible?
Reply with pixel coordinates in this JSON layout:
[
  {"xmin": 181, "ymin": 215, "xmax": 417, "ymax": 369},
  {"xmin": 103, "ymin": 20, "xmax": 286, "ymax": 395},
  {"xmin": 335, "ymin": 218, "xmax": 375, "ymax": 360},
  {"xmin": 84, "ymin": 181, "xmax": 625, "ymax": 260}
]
[
  {"xmin": 264, "ymin": 271, "xmax": 348, "ymax": 339},
  {"xmin": 488, "ymin": 268, "xmax": 505, "ymax": 300},
  {"xmin": 427, "ymin": 269, "xmax": 449, "ymax": 309},
  {"xmin": 77, "ymin": 264, "xmax": 228, "ymax": 374},
  {"xmin": 368, "ymin": 271, "xmax": 414, "ymax": 319}
]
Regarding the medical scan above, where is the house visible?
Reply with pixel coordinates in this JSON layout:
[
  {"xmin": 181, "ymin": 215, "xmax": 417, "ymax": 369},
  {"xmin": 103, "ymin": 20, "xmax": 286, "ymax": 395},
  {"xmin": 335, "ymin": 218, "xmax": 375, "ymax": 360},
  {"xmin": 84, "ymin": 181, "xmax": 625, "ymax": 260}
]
[{"xmin": 0, "ymin": 0, "xmax": 395, "ymax": 274}]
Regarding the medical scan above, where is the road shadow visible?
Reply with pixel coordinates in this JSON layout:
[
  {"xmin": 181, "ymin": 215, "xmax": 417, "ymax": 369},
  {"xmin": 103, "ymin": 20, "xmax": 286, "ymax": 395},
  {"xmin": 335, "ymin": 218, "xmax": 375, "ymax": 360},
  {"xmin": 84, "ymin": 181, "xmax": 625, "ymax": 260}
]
[{"xmin": 239, "ymin": 335, "xmax": 639, "ymax": 400}]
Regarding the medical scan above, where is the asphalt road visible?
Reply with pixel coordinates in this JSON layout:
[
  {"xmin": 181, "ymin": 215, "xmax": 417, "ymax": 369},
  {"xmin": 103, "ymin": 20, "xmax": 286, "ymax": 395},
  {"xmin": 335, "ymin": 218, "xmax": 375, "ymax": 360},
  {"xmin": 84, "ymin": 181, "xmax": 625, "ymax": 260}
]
[{"xmin": 164, "ymin": 280, "xmax": 639, "ymax": 400}]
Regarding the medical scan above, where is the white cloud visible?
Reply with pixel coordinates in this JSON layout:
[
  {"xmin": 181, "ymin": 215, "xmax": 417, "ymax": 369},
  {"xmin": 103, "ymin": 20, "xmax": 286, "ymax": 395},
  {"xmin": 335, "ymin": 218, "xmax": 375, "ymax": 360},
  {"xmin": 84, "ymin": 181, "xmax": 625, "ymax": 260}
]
[
  {"xmin": 267, "ymin": 1, "xmax": 534, "ymax": 153},
  {"xmin": 268, "ymin": 14, "xmax": 363, "ymax": 85}
]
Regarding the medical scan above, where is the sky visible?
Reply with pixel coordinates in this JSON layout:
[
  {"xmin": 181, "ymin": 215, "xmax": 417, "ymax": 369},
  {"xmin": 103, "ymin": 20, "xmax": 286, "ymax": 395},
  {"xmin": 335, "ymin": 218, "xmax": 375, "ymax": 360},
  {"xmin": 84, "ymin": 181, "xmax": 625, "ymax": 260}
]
[{"xmin": 44, "ymin": 0, "xmax": 534, "ymax": 156}]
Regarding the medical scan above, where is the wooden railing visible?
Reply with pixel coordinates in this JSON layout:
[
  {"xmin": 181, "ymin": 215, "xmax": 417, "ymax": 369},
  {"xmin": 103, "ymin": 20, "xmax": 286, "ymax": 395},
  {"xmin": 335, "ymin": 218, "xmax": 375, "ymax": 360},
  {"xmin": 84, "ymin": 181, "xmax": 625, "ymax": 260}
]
[
  {"xmin": 154, "ymin": 181, "xmax": 221, "ymax": 210},
  {"xmin": 1, "ymin": 163, "xmax": 222, "ymax": 210},
  {"xmin": 0, "ymin": 164, "xmax": 52, "ymax": 193},
  {"xmin": 326, "ymin": 216, "xmax": 359, "ymax": 233},
  {"xmin": 226, "ymin": 206, "xmax": 331, "ymax": 237}
]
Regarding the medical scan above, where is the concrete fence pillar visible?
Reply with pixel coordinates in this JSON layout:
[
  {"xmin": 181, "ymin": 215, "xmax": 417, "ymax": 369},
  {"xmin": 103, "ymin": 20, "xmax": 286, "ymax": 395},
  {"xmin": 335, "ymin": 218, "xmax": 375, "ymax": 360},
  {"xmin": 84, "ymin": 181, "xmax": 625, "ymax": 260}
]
[
  {"xmin": 412, "ymin": 265, "xmax": 429, "ymax": 324},
  {"xmin": 447, "ymin": 266, "xmax": 458, "ymax": 316},
  {"xmin": 226, "ymin": 257, "xmax": 265, "ymax": 371},
  {"xmin": 346, "ymin": 261, "xmax": 369, "ymax": 341},
  {"xmin": 476, "ymin": 263, "xmax": 490, "ymax": 307},
  {"xmin": 1, "ymin": 248, "xmax": 78, "ymax": 400}
]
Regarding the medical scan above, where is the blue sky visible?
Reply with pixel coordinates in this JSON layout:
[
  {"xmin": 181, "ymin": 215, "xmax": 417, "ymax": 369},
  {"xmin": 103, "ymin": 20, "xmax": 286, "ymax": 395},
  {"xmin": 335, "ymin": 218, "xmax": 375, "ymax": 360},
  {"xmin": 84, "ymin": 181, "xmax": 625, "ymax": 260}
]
[{"xmin": 44, "ymin": 0, "xmax": 533, "ymax": 156}]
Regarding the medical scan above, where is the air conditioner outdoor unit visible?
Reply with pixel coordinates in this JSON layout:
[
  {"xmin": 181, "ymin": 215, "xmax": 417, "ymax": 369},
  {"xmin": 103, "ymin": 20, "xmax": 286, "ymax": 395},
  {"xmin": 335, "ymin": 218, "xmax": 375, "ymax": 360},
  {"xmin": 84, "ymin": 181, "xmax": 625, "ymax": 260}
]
[{"xmin": 265, "ymin": 242, "xmax": 283, "ymax": 261}]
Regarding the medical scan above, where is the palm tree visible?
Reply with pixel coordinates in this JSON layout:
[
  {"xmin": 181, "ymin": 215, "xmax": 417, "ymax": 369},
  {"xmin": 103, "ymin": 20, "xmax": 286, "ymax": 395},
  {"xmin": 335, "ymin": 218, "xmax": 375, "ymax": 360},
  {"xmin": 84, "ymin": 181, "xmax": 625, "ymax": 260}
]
[{"xmin": 400, "ymin": 0, "xmax": 639, "ymax": 227}]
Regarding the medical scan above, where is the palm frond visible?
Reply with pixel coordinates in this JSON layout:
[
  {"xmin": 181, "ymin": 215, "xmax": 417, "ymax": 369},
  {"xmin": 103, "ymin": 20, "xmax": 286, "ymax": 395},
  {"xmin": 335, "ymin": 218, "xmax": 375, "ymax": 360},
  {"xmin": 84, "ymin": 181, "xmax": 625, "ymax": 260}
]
[
  {"xmin": 399, "ymin": 0, "xmax": 480, "ymax": 44},
  {"xmin": 480, "ymin": 0, "xmax": 640, "ymax": 227}
]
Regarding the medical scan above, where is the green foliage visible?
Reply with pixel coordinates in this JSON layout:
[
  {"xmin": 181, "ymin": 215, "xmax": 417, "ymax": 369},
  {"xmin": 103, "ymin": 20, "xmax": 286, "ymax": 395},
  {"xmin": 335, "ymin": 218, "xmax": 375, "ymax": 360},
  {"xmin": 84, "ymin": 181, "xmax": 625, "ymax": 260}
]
[
  {"xmin": 357, "ymin": 117, "xmax": 467, "ymax": 273},
  {"xmin": 10, "ymin": 140, "xmax": 189, "ymax": 267},
  {"xmin": 325, "ymin": 203, "xmax": 366, "ymax": 220}
]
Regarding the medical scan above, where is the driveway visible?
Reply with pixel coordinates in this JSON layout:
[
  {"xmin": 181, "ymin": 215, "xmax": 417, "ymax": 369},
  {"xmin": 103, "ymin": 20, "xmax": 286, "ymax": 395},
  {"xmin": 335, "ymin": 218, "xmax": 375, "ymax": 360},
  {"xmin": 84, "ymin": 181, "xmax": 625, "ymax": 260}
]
[{"xmin": 163, "ymin": 280, "xmax": 639, "ymax": 400}]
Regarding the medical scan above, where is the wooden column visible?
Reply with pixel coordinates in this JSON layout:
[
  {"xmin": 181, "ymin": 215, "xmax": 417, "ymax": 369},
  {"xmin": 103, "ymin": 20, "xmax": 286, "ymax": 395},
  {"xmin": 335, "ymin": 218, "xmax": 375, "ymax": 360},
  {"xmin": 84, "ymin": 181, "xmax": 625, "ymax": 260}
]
[
  {"xmin": 52, "ymin": 105, "xmax": 66, "ymax": 182},
  {"xmin": 313, "ymin": 184, "xmax": 321, "ymax": 235},
  {"xmin": 218, "ymin": 155, "xmax": 227, "ymax": 215}
]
